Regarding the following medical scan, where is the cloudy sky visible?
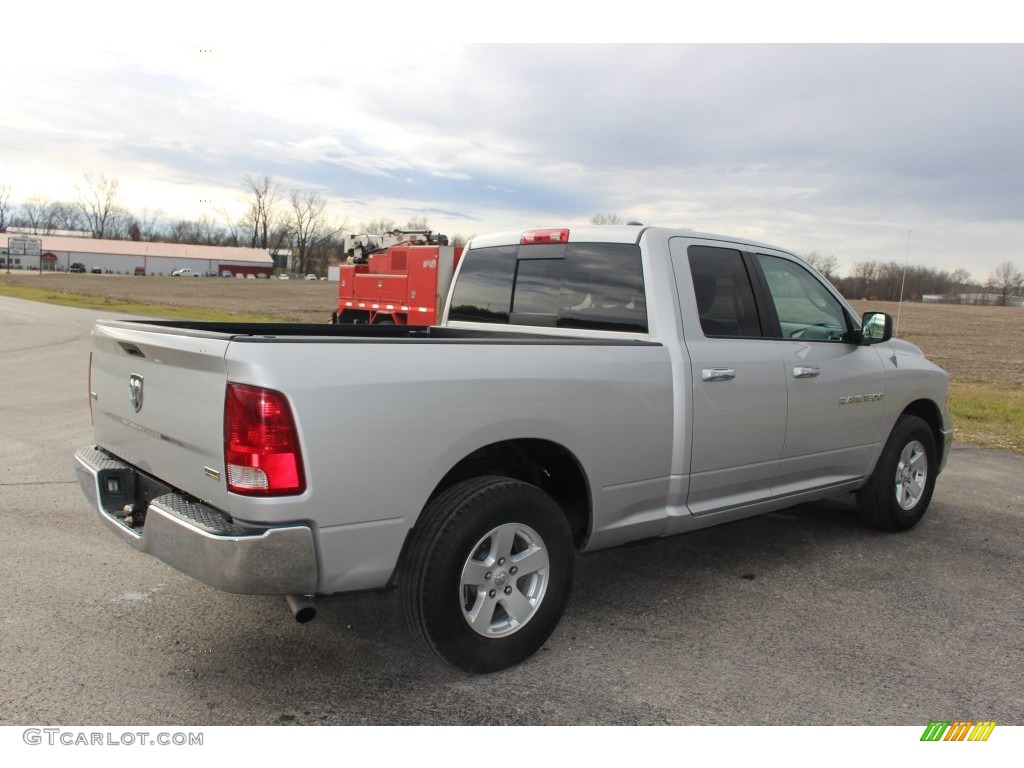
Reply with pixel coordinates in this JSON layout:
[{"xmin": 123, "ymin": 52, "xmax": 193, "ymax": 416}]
[{"xmin": 4, "ymin": 4, "xmax": 1021, "ymax": 280}]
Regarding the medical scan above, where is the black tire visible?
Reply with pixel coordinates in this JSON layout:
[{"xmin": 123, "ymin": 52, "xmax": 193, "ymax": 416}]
[
  {"xmin": 856, "ymin": 414, "xmax": 937, "ymax": 531},
  {"xmin": 401, "ymin": 476, "xmax": 574, "ymax": 673}
]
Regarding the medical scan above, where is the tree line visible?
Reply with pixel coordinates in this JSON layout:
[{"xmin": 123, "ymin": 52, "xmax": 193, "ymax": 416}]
[
  {"xmin": 0, "ymin": 174, "xmax": 464, "ymax": 276},
  {"xmin": 4, "ymin": 186, "xmax": 1022, "ymax": 302},
  {"xmin": 804, "ymin": 252, "xmax": 1023, "ymax": 306}
]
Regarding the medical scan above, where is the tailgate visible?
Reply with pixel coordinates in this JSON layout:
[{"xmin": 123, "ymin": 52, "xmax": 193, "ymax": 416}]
[{"xmin": 90, "ymin": 321, "xmax": 234, "ymax": 511}]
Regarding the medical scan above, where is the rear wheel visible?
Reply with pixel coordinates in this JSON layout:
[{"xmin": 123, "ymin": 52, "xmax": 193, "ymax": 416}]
[
  {"xmin": 856, "ymin": 414, "xmax": 937, "ymax": 531},
  {"xmin": 401, "ymin": 476, "xmax": 574, "ymax": 673}
]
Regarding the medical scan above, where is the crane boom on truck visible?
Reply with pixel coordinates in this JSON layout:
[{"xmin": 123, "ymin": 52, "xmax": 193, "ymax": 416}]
[{"xmin": 331, "ymin": 230, "xmax": 463, "ymax": 326}]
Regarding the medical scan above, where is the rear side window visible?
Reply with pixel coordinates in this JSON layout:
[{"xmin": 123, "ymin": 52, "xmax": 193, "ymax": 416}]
[
  {"xmin": 446, "ymin": 245, "xmax": 518, "ymax": 322},
  {"xmin": 687, "ymin": 245, "xmax": 762, "ymax": 337},
  {"xmin": 448, "ymin": 242, "xmax": 648, "ymax": 333}
]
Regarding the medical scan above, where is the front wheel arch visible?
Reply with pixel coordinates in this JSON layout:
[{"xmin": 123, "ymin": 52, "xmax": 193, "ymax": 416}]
[{"xmin": 857, "ymin": 413, "xmax": 938, "ymax": 531}]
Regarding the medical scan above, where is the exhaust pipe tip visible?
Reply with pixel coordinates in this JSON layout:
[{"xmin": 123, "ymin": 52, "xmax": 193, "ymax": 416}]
[{"xmin": 286, "ymin": 594, "xmax": 317, "ymax": 623}]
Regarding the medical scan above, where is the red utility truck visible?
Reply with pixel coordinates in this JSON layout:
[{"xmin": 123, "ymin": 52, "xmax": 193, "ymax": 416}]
[{"xmin": 332, "ymin": 230, "xmax": 463, "ymax": 325}]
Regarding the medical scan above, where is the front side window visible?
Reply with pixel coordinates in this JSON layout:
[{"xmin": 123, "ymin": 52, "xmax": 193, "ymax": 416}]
[
  {"xmin": 448, "ymin": 242, "xmax": 647, "ymax": 333},
  {"xmin": 757, "ymin": 254, "xmax": 850, "ymax": 341}
]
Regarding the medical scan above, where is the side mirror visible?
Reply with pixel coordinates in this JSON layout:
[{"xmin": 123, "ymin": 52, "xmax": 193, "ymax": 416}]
[{"xmin": 860, "ymin": 311, "xmax": 893, "ymax": 344}]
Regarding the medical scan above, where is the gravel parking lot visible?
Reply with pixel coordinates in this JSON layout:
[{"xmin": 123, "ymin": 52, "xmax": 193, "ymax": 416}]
[{"xmin": 1, "ymin": 296, "xmax": 1021, "ymax": 727}]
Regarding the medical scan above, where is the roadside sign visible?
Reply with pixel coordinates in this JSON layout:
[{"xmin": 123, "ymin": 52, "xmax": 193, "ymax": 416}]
[{"xmin": 8, "ymin": 236, "xmax": 42, "ymax": 257}]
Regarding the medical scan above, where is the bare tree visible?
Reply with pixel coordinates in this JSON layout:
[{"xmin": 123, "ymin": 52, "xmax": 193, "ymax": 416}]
[
  {"xmin": 241, "ymin": 174, "xmax": 283, "ymax": 249},
  {"xmin": 804, "ymin": 251, "xmax": 839, "ymax": 282},
  {"xmin": 104, "ymin": 206, "xmax": 134, "ymax": 240},
  {"xmin": 590, "ymin": 213, "xmax": 625, "ymax": 225},
  {"xmin": 197, "ymin": 216, "xmax": 228, "ymax": 245},
  {"xmin": 48, "ymin": 201, "xmax": 84, "ymax": 232},
  {"xmin": 986, "ymin": 261, "xmax": 1023, "ymax": 306},
  {"xmin": 76, "ymin": 172, "xmax": 122, "ymax": 238},
  {"xmin": 851, "ymin": 261, "xmax": 877, "ymax": 299},
  {"xmin": 213, "ymin": 205, "xmax": 241, "ymax": 246},
  {"xmin": 134, "ymin": 207, "xmax": 164, "ymax": 241},
  {"xmin": 0, "ymin": 185, "xmax": 11, "ymax": 232},
  {"xmin": 950, "ymin": 268, "xmax": 973, "ymax": 293},
  {"xmin": 405, "ymin": 216, "xmax": 429, "ymax": 231},
  {"xmin": 15, "ymin": 197, "xmax": 84, "ymax": 234},
  {"xmin": 289, "ymin": 190, "xmax": 341, "ymax": 274},
  {"xmin": 17, "ymin": 196, "xmax": 52, "ymax": 233},
  {"xmin": 165, "ymin": 219, "xmax": 200, "ymax": 244},
  {"xmin": 362, "ymin": 217, "xmax": 396, "ymax": 235},
  {"xmin": 163, "ymin": 215, "xmax": 228, "ymax": 246}
]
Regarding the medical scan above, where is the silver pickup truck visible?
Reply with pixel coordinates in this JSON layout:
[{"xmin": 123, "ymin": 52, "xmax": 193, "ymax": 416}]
[{"xmin": 75, "ymin": 225, "xmax": 952, "ymax": 672}]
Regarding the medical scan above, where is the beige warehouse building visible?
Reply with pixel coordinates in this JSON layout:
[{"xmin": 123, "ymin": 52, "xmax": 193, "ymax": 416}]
[{"xmin": 1, "ymin": 233, "xmax": 274, "ymax": 277}]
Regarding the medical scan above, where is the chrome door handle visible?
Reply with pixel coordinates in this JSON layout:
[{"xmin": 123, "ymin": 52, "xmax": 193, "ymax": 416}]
[
  {"xmin": 792, "ymin": 366, "xmax": 820, "ymax": 378},
  {"xmin": 702, "ymin": 368, "xmax": 736, "ymax": 382}
]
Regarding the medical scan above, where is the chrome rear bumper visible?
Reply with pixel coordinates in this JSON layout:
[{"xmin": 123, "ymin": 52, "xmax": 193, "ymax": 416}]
[{"xmin": 74, "ymin": 445, "xmax": 318, "ymax": 595}]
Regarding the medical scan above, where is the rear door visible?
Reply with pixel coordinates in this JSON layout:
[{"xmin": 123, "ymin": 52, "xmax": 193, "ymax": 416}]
[{"xmin": 669, "ymin": 239, "xmax": 787, "ymax": 515}]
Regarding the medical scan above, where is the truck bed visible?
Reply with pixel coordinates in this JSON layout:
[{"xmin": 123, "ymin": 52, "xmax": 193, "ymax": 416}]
[{"xmin": 107, "ymin": 319, "xmax": 657, "ymax": 345}]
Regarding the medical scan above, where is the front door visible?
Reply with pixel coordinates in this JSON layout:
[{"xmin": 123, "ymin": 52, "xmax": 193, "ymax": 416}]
[{"xmin": 755, "ymin": 252, "xmax": 887, "ymax": 495}]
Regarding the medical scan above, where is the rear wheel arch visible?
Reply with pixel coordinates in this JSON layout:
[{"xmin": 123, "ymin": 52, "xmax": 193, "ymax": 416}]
[{"xmin": 425, "ymin": 439, "xmax": 591, "ymax": 549}]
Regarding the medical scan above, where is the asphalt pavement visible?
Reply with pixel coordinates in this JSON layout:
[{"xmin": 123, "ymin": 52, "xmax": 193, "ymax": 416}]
[{"xmin": 1, "ymin": 295, "xmax": 1021, "ymax": 726}]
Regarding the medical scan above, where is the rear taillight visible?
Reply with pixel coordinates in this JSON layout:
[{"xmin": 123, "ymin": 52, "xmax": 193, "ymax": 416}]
[
  {"xmin": 224, "ymin": 383, "xmax": 306, "ymax": 496},
  {"xmin": 521, "ymin": 228, "xmax": 569, "ymax": 244}
]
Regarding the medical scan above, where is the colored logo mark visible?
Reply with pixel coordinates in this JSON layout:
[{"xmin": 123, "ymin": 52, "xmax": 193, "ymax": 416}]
[{"xmin": 920, "ymin": 720, "xmax": 997, "ymax": 742}]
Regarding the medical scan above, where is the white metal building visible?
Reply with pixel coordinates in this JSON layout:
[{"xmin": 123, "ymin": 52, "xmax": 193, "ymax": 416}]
[{"xmin": 1, "ymin": 234, "xmax": 274, "ymax": 276}]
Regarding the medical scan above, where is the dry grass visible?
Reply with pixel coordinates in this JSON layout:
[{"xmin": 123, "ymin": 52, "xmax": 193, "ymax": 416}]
[
  {"xmin": 0, "ymin": 272, "xmax": 339, "ymax": 323},
  {"xmin": 850, "ymin": 300, "xmax": 1023, "ymax": 452},
  {"xmin": 849, "ymin": 300, "xmax": 1024, "ymax": 386}
]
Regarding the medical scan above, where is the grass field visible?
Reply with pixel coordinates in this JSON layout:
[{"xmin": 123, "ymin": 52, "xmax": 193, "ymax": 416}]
[
  {"xmin": 3, "ymin": 273, "xmax": 1022, "ymax": 452},
  {"xmin": 848, "ymin": 300, "xmax": 1024, "ymax": 452}
]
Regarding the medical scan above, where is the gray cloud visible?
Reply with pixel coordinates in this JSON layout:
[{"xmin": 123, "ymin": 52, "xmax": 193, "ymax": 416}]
[{"xmin": 4, "ymin": 42, "xmax": 1022, "ymax": 278}]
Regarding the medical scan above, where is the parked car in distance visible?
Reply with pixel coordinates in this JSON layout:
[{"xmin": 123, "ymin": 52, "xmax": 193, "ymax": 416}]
[
  {"xmin": 278, "ymin": 274, "xmax": 290, "ymax": 280},
  {"xmin": 221, "ymin": 271, "xmax": 232, "ymax": 278},
  {"xmin": 246, "ymin": 273, "xmax": 256, "ymax": 279},
  {"xmin": 134, "ymin": 267, "xmax": 146, "ymax": 276},
  {"xmin": 306, "ymin": 274, "xmax": 317, "ymax": 281},
  {"xmin": 69, "ymin": 263, "xmax": 86, "ymax": 273},
  {"xmin": 171, "ymin": 268, "xmax": 199, "ymax": 277},
  {"xmin": 90, "ymin": 267, "xmax": 103, "ymax": 274}
]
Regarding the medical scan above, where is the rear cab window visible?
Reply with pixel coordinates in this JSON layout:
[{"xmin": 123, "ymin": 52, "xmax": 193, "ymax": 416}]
[{"xmin": 449, "ymin": 242, "xmax": 648, "ymax": 333}]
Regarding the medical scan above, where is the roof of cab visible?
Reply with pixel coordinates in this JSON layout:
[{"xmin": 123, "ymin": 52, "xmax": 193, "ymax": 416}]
[{"xmin": 467, "ymin": 225, "xmax": 792, "ymax": 255}]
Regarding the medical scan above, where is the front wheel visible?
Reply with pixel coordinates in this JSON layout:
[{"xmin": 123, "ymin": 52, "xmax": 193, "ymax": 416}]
[
  {"xmin": 856, "ymin": 414, "xmax": 937, "ymax": 531},
  {"xmin": 401, "ymin": 476, "xmax": 574, "ymax": 673}
]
